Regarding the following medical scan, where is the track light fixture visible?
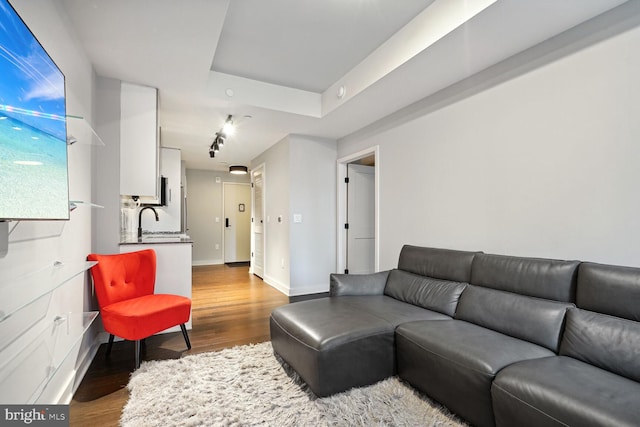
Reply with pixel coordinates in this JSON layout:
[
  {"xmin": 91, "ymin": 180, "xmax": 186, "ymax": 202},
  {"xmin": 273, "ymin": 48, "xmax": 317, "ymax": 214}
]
[
  {"xmin": 207, "ymin": 115, "xmax": 240, "ymax": 167},
  {"xmin": 222, "ymin": 115, "xmax": 234, "ymax": 135},
  {"xmin": 208, "ymin": 116, "xmax": 230, "ymax": 158},
  {"xmin": 208, "ymin": 133, "xmax": 223, "ymax": 159},
  {"xmin": 209, "ymin": 136, "xmax": 220, "ymax": 157}
]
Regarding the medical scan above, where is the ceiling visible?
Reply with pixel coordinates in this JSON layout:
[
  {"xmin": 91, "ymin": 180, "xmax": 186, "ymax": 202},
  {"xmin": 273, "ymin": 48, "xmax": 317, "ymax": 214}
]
[{"xmin": 60, "ymin": 0, "xmax": 630, "ymax": 172}]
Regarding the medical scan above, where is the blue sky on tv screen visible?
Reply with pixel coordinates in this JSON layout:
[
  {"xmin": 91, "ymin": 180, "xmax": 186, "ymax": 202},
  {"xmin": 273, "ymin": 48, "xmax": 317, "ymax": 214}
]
[{"xmin": 0, "ymin": 0, "xmax": 66, "ymax": 141}]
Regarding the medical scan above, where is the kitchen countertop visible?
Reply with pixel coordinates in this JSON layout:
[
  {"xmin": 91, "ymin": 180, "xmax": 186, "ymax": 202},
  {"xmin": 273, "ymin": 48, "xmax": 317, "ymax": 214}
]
[{"xmin": 120, "ymin": 233, "xmax": 193, "ymax": 245}]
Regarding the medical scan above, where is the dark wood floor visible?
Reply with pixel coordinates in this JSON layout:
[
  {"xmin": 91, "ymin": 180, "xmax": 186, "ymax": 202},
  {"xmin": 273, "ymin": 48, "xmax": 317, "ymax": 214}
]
[{"xmin": 69, "ymin": 264, "xmax": 289, "ymax": 426}]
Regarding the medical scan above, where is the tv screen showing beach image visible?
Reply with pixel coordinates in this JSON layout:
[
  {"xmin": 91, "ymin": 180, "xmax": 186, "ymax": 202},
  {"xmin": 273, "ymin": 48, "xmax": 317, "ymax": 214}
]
[{"xmin": 0, "ymin": 0, "xmax": 68, "ymax": 220}]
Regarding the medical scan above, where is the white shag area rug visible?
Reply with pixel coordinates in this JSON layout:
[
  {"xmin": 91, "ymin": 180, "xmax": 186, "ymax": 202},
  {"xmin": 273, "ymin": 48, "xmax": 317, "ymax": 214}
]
[{"xmin": 121, "ymin": 342, "xmax": 467, "ymax": 427}]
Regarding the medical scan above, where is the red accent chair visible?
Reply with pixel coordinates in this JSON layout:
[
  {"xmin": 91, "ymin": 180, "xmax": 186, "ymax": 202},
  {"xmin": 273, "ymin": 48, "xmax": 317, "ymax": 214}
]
[{"xmin": 87, "ymin": 249, "xmax": 191, "ymax": 368}]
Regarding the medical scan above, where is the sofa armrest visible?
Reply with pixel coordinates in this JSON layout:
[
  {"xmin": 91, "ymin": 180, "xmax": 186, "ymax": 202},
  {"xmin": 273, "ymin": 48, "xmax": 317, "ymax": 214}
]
[{"xmin": 330, "ymin": 271, "xmax": 390, "ymax": 296}]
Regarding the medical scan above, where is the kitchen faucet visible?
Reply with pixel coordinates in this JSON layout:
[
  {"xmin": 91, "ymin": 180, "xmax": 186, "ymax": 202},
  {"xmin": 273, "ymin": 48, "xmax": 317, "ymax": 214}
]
[{"xmin": 138, "ymin": 206, "xmax": 159, "ymax": 238}]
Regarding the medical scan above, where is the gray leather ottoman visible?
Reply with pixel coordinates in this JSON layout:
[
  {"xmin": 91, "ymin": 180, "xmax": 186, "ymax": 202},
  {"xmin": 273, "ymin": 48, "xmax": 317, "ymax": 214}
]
[{"xmin": 270, "ymin": 296, "xmax": 450, "ymax": 397}]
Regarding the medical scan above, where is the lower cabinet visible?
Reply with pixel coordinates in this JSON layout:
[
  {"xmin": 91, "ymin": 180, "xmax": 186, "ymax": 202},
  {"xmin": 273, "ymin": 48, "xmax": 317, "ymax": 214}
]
[{"xmin": 119, "ymin": 243, "xmax": 193, "ymax": 332}]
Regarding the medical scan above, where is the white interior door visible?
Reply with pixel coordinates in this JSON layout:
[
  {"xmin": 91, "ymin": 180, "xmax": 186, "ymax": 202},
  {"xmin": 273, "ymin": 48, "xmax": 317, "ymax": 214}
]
[
  {"xmin": 252, "ymin": 167, "xmax": 265, "ymax": 278},
  {"xmin": 224, "ymin": 183, "xmax": 251, "ymax": 263},
  {"xmin": 346, "ymin": 164, "xmax": 375, "ymax": 274}
]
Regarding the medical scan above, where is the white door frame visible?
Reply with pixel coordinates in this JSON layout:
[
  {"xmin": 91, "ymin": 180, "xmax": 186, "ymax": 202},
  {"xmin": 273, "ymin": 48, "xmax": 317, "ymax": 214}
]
[
  {"xmin": 222, "ymin": 182, "xmax": 251, "ymax": 263},
  {"xmin": 250, "ymin": 163, "xmax": 266, "ymax": 277},
  {"xmin": 337, "ymin": 146, "xmax": 380, "ymax": 274}
]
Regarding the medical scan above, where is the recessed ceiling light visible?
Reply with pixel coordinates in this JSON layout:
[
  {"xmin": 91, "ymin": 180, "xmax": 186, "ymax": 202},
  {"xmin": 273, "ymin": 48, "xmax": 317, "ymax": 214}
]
[
  {"xmin": 337, "ymin": 85, "xmax": 346, "ymax": 99},
  {"xmin": 225, "ymin": 88, "xmax": 235, "ymax": 97}
]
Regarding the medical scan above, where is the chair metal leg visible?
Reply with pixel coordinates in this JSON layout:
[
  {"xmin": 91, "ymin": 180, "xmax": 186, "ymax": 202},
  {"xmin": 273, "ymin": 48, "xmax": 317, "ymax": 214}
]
[
  {"xmin": 135, "ymin": 340, "xmax": 141, "ymax": 369},
  {"xmin": 106, "ymin": 334, "xmax": 115, "ymax": 356},
  {"xmin": 180, "ymin": 324, "xmax": 192, "ymax": 350}
]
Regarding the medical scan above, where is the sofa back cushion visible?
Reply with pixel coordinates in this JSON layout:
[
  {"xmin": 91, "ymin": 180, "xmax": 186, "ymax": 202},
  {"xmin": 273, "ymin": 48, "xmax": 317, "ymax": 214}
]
[
  {"xmin": 470, "ymin": 253, "xmax": 579, "ymax": 302},
  {"xmin": 384, "ymin": 269, "xmax": 466, "ymax": 317},
  {"xmin": 560, "ymin": 308, "xmax": 640, "ymax": 382},
  {"xmin": 455, "ymin": 285, "xmax": 573, "ymax": 352},
  {"xmin": 577, "ymin": 262, "xmax": 640, "ymax": 322},
  {"xmin": 397, "ymin": 245, "xmax": 478, "ymax": 283},
  {"xmin": 330, "ymin": 271, "xmax": 389, "ymax": 296}
]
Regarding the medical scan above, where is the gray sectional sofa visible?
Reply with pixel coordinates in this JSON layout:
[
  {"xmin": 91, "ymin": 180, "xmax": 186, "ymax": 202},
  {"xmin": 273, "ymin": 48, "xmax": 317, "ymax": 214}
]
[{"xmin": 270, "ymin": 245, "xmax": 640, "ymax": 427}]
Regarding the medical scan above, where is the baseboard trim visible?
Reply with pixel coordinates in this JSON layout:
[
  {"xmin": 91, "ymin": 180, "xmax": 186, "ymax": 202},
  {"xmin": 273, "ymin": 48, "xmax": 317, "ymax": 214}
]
[
  {"xmin": 261, "ymin": 278, "xmax": 329, "ymax": 297},
  {"xmin": 64, "ymin": 340, "xmax": 100, "ymax": 403},
  {"xmin": 289, "ymin": 292, "xmax": 330, "ymax": 303},
  {"xmin": 51, "ymin": 369, "xmax": 76, "ymax": 405},
  {"xmin": 289, "ymin": 283, "xmax": 330, "ymax": 297},
  {"xmin": 263, "ymin": 275, "xmax": 289, "ymax": 296},
  {"xmin": 192, "ymin": 259, "xmax": 224, "ymax": 266}
]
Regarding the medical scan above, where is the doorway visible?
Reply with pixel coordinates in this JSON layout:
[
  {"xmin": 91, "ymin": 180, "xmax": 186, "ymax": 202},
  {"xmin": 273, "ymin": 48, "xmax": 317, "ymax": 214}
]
[
  {"xmin": 223, "ymin": 182, "xmax": 251, "ymax": 263},
  {"xmin": 346, "ymin": 163, "xmax": 375, "ymax": 274},
  {"xmin": 337, "ymin": 147, "xmax": 379, "ymax": 274},
  {"xmin": 251, "ymin": 165, "xmax": 265, "ymax": 278}
]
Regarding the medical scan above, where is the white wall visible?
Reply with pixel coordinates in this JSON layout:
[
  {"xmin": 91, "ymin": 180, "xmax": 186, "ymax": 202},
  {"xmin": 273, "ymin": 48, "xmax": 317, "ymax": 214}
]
[
  {"xmin": 251, "ymin": 135, "xmax": 337, "ymax": 296},
  {"xmin": 93, "ymin": 76, "xmax": 121, "ymax": 254},
  {"xmin": 136, "ymin": 147, "xmax": 182, "ymax": 233},
  {"xmin": 0, "ymin": 0, "xmax": 99, "ymax": 404},
  {"xmin": 251, "ymin": 137, "xmax": 291, "ymax": 292},
  {"xmin": 186, "ymin": 169, "xmax": 250, "ymax": 265},
  {"xmin": 289, "ymin": 135, "xmax": 337, "ymax": 294},
  {"xmin": 339, "ymin": 23, "xmax": 640, "ymax": 270}
]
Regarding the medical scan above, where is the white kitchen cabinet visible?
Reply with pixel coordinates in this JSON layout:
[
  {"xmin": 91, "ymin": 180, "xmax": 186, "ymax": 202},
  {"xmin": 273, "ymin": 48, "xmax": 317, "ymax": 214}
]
[
  {"xmin": 120, "ymin": 82, "xmax": 159, "ymax": 197},
  {"xmin": 119, "ymin": 243, "xmax": 192, "ymax": 332}
]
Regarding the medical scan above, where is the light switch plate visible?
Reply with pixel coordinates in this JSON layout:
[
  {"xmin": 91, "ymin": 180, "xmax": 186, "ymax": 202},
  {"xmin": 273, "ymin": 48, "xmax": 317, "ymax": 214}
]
[{"xmin": 293, "ymin": 214, "xmax": 302, "ymax": 223}]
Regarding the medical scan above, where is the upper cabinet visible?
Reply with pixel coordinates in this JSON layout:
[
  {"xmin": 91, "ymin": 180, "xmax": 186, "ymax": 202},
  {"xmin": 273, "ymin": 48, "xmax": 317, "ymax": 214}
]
[{"xmin": 120, "ymin": 82, "xmax": 159, "ymax": 197}]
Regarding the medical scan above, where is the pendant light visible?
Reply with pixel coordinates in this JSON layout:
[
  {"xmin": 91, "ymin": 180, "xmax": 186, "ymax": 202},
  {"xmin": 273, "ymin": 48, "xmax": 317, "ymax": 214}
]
[{"xmin": 229, "ymin": 165, "xmax": 248, "ymax": 175}]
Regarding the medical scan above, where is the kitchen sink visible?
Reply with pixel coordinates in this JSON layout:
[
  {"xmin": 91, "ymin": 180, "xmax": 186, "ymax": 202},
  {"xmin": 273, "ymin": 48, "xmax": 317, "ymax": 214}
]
[{"xmin": 141, "ymin": 233, "xmax": 189, "ymax": 241}]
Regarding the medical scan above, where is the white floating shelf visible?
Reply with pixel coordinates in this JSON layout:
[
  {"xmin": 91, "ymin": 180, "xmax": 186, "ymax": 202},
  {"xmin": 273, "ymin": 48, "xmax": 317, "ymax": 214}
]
[{"xmin": 66, "ymin": 115, "xmax": 105, "ymax": 146}]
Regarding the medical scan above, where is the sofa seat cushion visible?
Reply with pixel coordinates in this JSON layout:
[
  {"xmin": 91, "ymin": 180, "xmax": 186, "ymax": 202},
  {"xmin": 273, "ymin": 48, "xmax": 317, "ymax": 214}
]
[
  {"xmin": 492, "ymin": 356, "xmax": 640, "ymax": 427},
  {"xmin": 270, "ymin": 296, "xmax": 449, "ymax": 397},
  {"xmin": 396, "ymin": 319, "xmax": 555, "ymax": 427},
  {"xmin": 332, "ymin": 295, "xmax": 453, "ymax": 325}
]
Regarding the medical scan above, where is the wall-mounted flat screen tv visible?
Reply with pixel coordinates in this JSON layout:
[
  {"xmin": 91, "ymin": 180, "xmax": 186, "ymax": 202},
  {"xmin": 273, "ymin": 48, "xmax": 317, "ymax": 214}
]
[{"xmin": 0, "ymin": 0, "xmax": 69, "ymax": 220}]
